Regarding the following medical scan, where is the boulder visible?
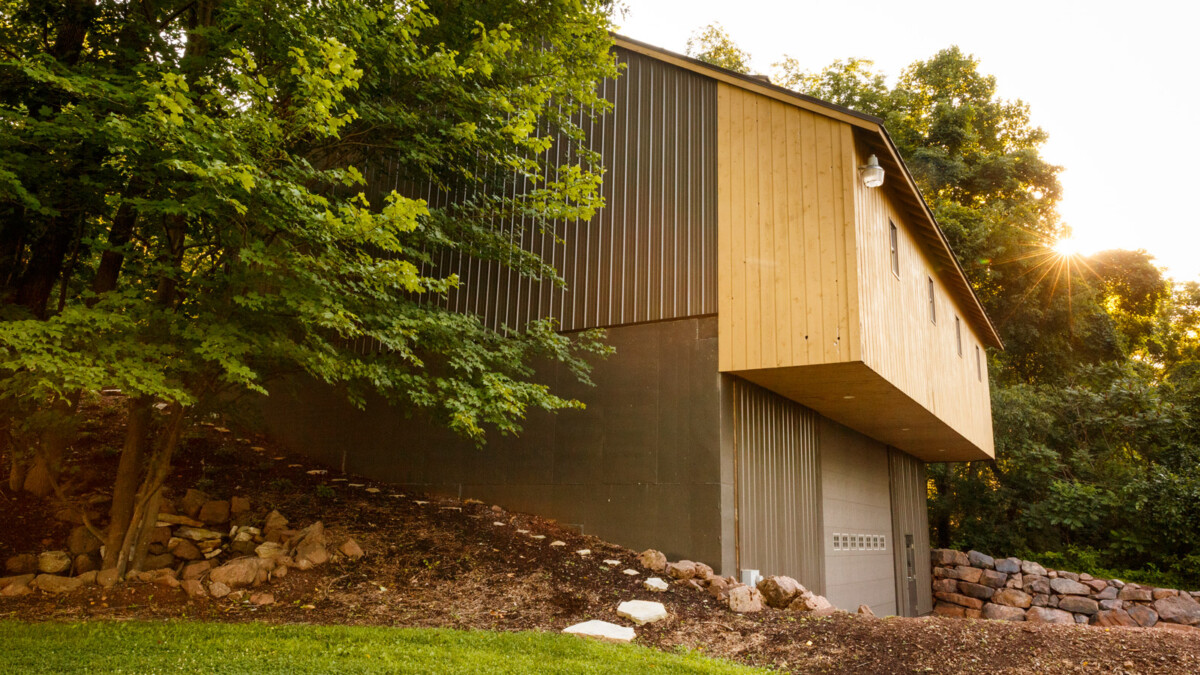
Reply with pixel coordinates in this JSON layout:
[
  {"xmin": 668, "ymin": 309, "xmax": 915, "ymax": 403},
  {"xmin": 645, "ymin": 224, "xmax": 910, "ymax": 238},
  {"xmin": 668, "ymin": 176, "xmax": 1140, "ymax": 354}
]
[
  {"xmin": 181, "ymin": 579, "xmax": 207, "ymax": 598},
  {"xmin": 1058, "ymin": 571, "xmax": 1079, "ymax": 582},
  {"xmin": 666, "ymin": 560, "xmax": 697, "ymax": 580},
  {"xmin": 255, "ymin": 542, "xmax": 286, "ymax": 559},
  {"xmin": 1093, "ymin": 609, "xmax": 1137, "ymax": 627},
  {"xmin": 208, "ymin": 581, "xmax": 231, "ymax": 599},
  {"xmin": 171, "ymin": 539, "xmax": 202, "ymax": 561},
  {"xmin": 136, "ymin": 569, "xmax": 179, "ymax": 588},
  {"xmin": 180, "ymin": 489, "xmax": 211, "ymax": 519},
  {"xmin": 230, "ymin": 496, "xmax": 251, "ymax": 514},
  {"xmin": 1095, "ymin": 586, "xmax": 1118, "ymax": 601},
  {"xmin": 96, "ymin": 568, "xmax": 119, "ymax": 589},
  {"xmin": 979, "ymin": 569, "xmax": 1007, "ymax": 589},
  {"xmin": 958, "ymin": 582, "xmax": 995, "ymax": 600},
  {"xmin": 931, "ymin": 549, "xmax": 970, "ymax": 567},
  {"xmin": 933, "ymin": 578, "xmax": 958, "ymax": 594},
  {"xmin": 338, "ymin": 538, "xmax": 364, "ymax": 559},
  {"xmin": 142, "ymin": 553, "xmax": 176, "ymax": 571},
  {"xmin": 788, "ymin": 592, "xmax": 833, "ymax": 612},
  {"xmin": 35, "ymin": 574, "xmax": 82, "ymax": 594},
  {"xmin": 1117, "ymin": 585, "xmax": 1153, "ymax": 602},
  {"xmin": 1022, "ymin": 575, "xmax": 1050, "ymax": 595},
  {"xmin": 1154, "ymin": 595, "xmax": 1200, "ymax": 625},
  {"xmin": 199, "ymin": 500, "xmax": 231, "ymax": 525},
  {"xmin": 1074, "ymin": 614, "xmax": 1089, "ymax": 624},
  {"xmin": 693, "ymin": 562, "xmax": 715, "ymax": 581},
  {"xmin": 1031, "ymin": 594, "xmax": 1052, "ymax": 607},
  {"xmin": 1025, "ymin": 607, "xmax": 1074, "ymax": 625},
  {"xmin": 981, "ymin": 603, "xmax": 1026, "ymax": 621},
  {"xmin": 757, "ymin": 575, "xmax": 805, "ymax": 609},
  {"xmin": 1128, "ymin": 604, "xmax": 1158, "ymax": 628},
  {"xmin": 73, "ymin": 554, "xmax": 99, "ymax": 575},
  {"xmin": 636, "ymin": 549, "xmax": 668, "ymax": 573},
  {"xmin": 991, "ymin": 589, "xmax": 1032, "ymax": 609},
  {"xmin": 617, "ymin": 600, "xmax": 669, "ymax": 625},
  {"xmin": 1058, "ymin": 596, "xmax": 1099, "ymax": 615},
  {"xmin": 0, "ymin": 574, "xmax": 35, "ymax": 596},
  {"xmin": 67, "ymin": 526, "xmax": 102, "ymax": 556},
  {"xmin": 75, "ymin": 570, "xmax": 98, "ymax": 586},
  {"xmin": 994, "ymin": 557, "xmax": 1021, "ymax": 574},
  {"xmin": 1020, "ymin": 560, "xmax": 1047, "ymax": 576},
  {"xmin": 37, "ymin": 551, "xmax": 72, "ymax": 575},
  {"xmin": 706, "ymin": 576, "xmax": 730, "ymax": 598},
  {"xmin": 263, "ymin": 510, "xmax": 289, "ymax": 534},
  {"xmin": 1152, "ymin": 588, "xmax": 1179, "ymax": 601},
  {"xmin": 250, "ymin": 592, "xmax": 274, "ymax": 606},
  {"xmin": 1005, "ymin": 573, "xmax": 1023, "ymax": 590},
  {"xmin": 182, "ymin": 560, "xmax": 213, "ymax": 580},
  {"xmin": 643, "ymin": 577, "xmax": 669, "ymax": 592},
  {"xmin": 727, "ymin": 584, "xmax": 763, "ymax": 613},
  {"xmin": 562, "ymin": 620, "xmax": 634, "ymax": 643},
  {"xmin": 1049, "ymin": 578, "xmax": 1090, "ymax": 596},
  {"xmin": 5, "ymin": 554, "xmax": 37, "ymax": 575},
  {"xmin": 1099, "ymin": 599, "xmax": 1123, "ymax": 611},
  {"xmin": 934, "ymin": 592, "xmax": 984, "ymax": 610},
  {"xmin": 288, "ymin": 522, "xmax": 328, "ymax": 566},
  {"xmin": 967, "ymin": 550, "xmax": 995, "ymax": 569},
  {"xmin": 209, "ymin": 557, "xmax": 263, "ymax": 588},
  {"xmin": 1083, "ymin": 579, "xmax": 1108, "ymax": 593},
  {"xmin": 948, "ymin": 566, "xmax": 983, "ymax": 584}
]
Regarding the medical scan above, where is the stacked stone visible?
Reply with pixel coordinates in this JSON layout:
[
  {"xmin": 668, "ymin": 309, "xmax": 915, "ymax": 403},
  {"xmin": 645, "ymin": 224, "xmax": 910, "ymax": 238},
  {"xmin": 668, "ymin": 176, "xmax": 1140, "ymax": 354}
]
[{"xmin": 932, "ymin": 549, "xmax": 1200, "ymax": 629}]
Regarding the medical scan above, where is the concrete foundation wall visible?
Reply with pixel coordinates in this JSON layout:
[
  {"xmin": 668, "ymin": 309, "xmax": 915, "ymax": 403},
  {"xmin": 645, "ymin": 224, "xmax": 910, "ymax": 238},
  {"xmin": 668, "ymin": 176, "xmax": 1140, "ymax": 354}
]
[
  {"xmin": 260, "ymin": 316, "xmax": 734, "ymax": 573},
  {"xmin": 820, "ymin": 418, "xmax": 898, "ymax": 616}
]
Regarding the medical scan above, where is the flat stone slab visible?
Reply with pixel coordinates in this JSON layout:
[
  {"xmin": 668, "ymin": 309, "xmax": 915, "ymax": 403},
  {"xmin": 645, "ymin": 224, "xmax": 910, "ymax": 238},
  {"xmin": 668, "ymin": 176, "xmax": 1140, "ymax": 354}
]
[
  {"xmin": 562, "ymin": 620, "xmax": 635, "ymax": 643},
  {"xmin": 617, "ymin": 600, "xmax": 669, "ymax": 626},
  {"xmin": 643, "ymin": 577, "xmax": 669, "ymax": 592}
]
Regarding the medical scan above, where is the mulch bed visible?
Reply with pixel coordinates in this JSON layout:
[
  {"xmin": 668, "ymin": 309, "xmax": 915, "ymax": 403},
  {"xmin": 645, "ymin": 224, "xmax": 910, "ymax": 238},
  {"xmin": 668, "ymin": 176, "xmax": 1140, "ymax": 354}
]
[{"xmin": 2, "ymin": 393, "xmax": 1198, "ymax": 673}]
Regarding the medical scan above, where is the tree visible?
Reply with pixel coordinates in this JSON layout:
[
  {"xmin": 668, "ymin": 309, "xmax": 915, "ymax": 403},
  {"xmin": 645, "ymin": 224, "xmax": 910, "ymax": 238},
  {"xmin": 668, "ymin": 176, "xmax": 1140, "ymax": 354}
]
[
  {"xmin": 685, "ymin": 23, "xmax": 752, "ymax": 74},
  {"xmin": 0, "ymin": 0, "xmax": 618, "ymax": 576}
]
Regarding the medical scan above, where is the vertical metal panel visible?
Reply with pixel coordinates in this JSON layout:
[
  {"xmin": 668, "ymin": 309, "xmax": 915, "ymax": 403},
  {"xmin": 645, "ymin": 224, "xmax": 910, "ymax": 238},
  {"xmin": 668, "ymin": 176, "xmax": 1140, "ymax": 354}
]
[
  {"xmin": 888, "ymin": 447, "xmax": 933, "ymax": 616},
  {"xmin": 734, "ymin": 378, "xmax": 824, "ymax": 593},
  {"xmin": 388, "ymin": 47, "xmax": 717, "ymax": 332}
]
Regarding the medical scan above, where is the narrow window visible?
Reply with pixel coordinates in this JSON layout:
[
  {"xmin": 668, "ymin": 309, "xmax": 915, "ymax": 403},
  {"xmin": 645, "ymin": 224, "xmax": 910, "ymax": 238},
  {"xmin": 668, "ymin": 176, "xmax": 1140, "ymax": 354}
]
[
  {"xmin": 927, "ymin": 277, "xmax": 936, "ymax": 324},
  {"xmin": 975, "ymin": 345, "xmax": 982, "ymax": 381},
  {"xmin": 889, "ymin": 221, "xmax": 899, "ymax": 277},
  {"xmin": 955, "ymin": 316, "xmax": 962, "ymax": 356}
]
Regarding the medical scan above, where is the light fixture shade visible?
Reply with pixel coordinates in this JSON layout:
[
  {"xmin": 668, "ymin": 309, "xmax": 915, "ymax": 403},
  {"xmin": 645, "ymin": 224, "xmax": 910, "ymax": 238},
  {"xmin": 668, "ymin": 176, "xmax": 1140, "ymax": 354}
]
[{"xmin": 860, "ymin": 154, "xmax": 885, "ymax": 188}]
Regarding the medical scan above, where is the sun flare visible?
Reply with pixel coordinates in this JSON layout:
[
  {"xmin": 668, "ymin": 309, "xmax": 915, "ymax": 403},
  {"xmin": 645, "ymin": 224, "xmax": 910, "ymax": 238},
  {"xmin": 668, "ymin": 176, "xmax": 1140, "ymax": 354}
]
[{"xmin": 1053, "ymin": 237, "xmax": 1085, "ymax": 257}]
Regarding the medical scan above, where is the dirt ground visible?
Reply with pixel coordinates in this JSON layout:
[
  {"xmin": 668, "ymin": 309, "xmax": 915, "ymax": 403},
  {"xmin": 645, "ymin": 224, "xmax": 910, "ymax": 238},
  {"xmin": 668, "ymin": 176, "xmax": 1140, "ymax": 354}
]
[{"xmin": 2, "ymin": 394, "xmax": 1198, "ymax": 674}]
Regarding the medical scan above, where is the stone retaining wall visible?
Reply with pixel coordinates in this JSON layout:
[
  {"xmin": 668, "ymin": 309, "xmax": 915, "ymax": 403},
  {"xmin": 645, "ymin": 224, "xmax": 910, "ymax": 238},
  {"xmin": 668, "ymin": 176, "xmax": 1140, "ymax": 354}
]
[{"xmin": 932, "ymin": 549, "xmax": 1200, "ymax": 629}]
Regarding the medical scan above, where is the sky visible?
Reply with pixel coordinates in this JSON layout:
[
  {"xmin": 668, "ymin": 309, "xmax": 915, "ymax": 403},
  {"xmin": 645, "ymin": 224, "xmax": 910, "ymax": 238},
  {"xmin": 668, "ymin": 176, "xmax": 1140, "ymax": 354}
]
[{"xmin": 613, "ymin": 0, "xmax": 1200, "ymax": 282}]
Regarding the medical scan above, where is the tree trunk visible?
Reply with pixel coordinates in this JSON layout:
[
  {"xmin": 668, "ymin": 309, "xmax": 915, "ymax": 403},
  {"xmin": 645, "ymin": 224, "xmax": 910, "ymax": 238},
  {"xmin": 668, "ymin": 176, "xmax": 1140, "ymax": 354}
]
[
  {"xmin": 115, "ymin": 403, "xmax": 184, "ymax": 580},
  {"xmin": 102, "ymin": 397, "xmax": 153, "ymax": 568},
  {"xmin": 22, "ymin": 394, "xmax": 79, "ymax": 497}
]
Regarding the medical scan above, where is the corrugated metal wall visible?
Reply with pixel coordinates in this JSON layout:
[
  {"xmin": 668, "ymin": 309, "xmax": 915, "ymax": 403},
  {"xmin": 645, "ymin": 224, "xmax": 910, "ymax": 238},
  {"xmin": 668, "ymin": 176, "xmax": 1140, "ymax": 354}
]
[
  {"xmin": 379, "ymin": 47, "xmax": 718, "ymax": 333},
  {"xmin": 733, "ymin": 378, "xmax": 824, "ymax": 593},
  {"xmin": 888, "ymin": 447, "xmax": 933, "ymax": 616}
]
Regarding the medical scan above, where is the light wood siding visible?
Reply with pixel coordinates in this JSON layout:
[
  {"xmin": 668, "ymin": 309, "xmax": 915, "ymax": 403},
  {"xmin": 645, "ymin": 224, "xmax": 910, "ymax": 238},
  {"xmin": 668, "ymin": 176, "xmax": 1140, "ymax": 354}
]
[
  {"xmin": 851, "ymin": 141, "xmax": 994, "ymax": 456},
  {"xmin": 717, "ymin": 83, "xmax": 860, "ymax": 372}
]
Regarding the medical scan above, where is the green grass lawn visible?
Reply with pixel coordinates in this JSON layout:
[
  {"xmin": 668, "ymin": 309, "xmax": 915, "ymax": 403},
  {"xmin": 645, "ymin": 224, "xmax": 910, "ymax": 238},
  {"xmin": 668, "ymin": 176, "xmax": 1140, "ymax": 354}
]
[{"xmin": 0, "ymin": 621, "xmax": 765, "ymax": 674}]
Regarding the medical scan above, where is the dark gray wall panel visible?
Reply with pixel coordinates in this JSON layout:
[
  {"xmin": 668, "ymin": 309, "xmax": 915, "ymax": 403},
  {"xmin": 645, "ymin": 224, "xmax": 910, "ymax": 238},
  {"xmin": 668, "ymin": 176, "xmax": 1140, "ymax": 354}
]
[
  {"xmin": 387, "ymin": 47, "xmax": 717, "ymax": 332},
  {"xmin": 733, "ymin": 379, "xmax": 824, "ymax": 594},
  {"xmin": 259, "ymin": 317, "xmax": 732, "ymax": 571},
  {"xmin": 889, "ymin": 447, "xmax": 933, "ymax": 616}
]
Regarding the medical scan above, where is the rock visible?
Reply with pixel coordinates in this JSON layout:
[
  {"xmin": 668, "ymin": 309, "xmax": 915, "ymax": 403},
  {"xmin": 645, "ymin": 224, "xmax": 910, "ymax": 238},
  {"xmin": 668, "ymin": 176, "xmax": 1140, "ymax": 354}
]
[
  {"xmin": 994, "ymin": 557, "xmax": 1021, "ymax": 574},
  {"xmin": 693, "ymin": 562, "xmax": 714, "ymax": 581},
  {"xmin": 230, "ymin": 496, "xmax": 251, "ymax": 514},
  {"xmin": 933, "ymin": 602, "xmax": 966, "ymax": 618},
  {"xmin": 980, "ymin": 569, "xmax": 1007, "ymax": 589},
  {"xmin": 73, "ymin": 554, "xmax": 99, "ymax": 575},
  {"xmin": 67, "ymin": 526, "xmax": 102, "ymax": 556},
  {"xmin": 208, "ymin": 581, "xmax": 231, "ymax": 599},
  {"xmin": 991, "ymin": 589, "xmax": 1032, "ymax": 609},
  {"xmin": 635, "ymin": 549, "xmax": 667, "ymax": 573},
  {"xmin": 35, "ymin": 574, "xmax": 83, "ymax": 594},
  {"xmin": 75, "ymin": 570, "xmax": 98, "ymax": 586},
  {"xmin": 757, "ymin": 575, "xmax": 805, "ymax": 609},
  {"xmin": 263, "ymin": 510, "xmax": 289, "ymax": 533},
  {"xmin": 181, "ymin": 489, "xmax": 211, "ymax": 519},
  {"xmin": 727, "ymin": 584, "xmax": 764, "ymax": 613},
  {"xmin": 981, "ymin": 603, "xmax": 1026, "ymax": 621},
  {"xmin": 148, "ymin": 527, "xmax": 172, "ymax": 546},
  {"xmin": 1084, "ymin": 579, "xmax": 1108, "ymax": 593},
  {"xmin": 1099, "ymin": 599, "xmax": 1123, "ymax": 611},
  {"xmin": 288, "ymin": 522, "xmax": 328, "ymax": 566},
  {"xmin": 1020, "ymin": 560, "xmax": 1047, "ymax": 576},
  {"xmin": 36, "ymin": 550, "xmax": 72, "ymax": 575},
  {"xmin": 0, "ymin": 574, "xmax": 35, "ymax": 593},
  {"xmin": 1058, "ymin": 571, "xmax": 1079, "ymax": 582},
  {"xmin": 171, "ymin": 539, "xmax": 202, "ymax": 561},
  {"xmin": 97, "ymin": 568, "xmax": 119, "ymax": 588},
  {"xmin": 934, "ymin": 592, "xmax": 985, "ymax": 610},
  {"xmin": 1152, "ymin": 588, "xmax": 1179, "ymax": 600},
  {"xmin": 948, "ymin": 566, "xmax": 984, "ymax": 584},
  {"xmin": 182, "ymin": 579, "xmax": 207, "ymax": 598},
  {"xmin": 958, "ymin": 582, "xmax": 995, "ymax": 600},
  {"xmin": 198, "ymin": 500, "xmax": 231, "ymax": 525},
  {"xmin": 1074, "ymin": 614, "xmax": 1089, "ymax": 624},
  {"xmin": 250, "ymin": 592, "xmax": 275, "ymax": 606},
  {"xmin": 1095, "ymin": 586, "xmax": 1119, "ymax": 600},
  {"xmin": 137, "ymin": 569, "xmax": 180, "ymax": 588},
  {"xmin": 157, "ymin": 513, "xmax": 205, "ymax": 527},
  {"xmin": 931, "ymin": 549, "xmax": 969, "ymax": 567},
  {"xmin": 562, "ymin": 620, "xmax": 634, "ymax": 644},
  {"xmin": 617, "ymin": 600, "xmax": 669, "ymax": 625},
  {"xmin": 1049, "ymin": 578, "xmax": 1090, "ymax": 596},
  {"xmin": 1023, "ymin": 575, "xmax": 1050, "ymax": 595},
  {"xmin": 643, "ymin": 577, "xmax": 669, "ymax": 592},
  {"xmin": 622, "ymin": 569, "xmax": 639, "ymax": 576},
  {"xmin": 1031, "ymin": 594, "xmax": 1051, "ymax": 607},
  {"xmin": 1094, "ymin": 609, "xmax": 1137, "ymax": 627},
  {"xmin": 1, "ymin": 574, "xmax": 34, "ymax": 596},
  {"xmin": 967, "ymin": 550, "xmax": 995, "ymax": 569},
  {"xmin": 1154, "ymin": 595, "xmax": 1200, "ymax": 625},
  {"xmin": 1118, "ymin": 585, "xmax": 1153, "ymax": 602},
  {"xmin": 706, "ymin": 576, "xmax": 730, "ymax": 598},
  {"xmin": 933, "ymin": 578, "xmax": 958, "ymax": 594},
  {"xmin": 857, "ymin": 604, "xmax": 876, "ymax": 617},
  {"xmin": 175, "ymin": 526, "xmax": 226, "ymax": 541},
  {"xmin": 182, "ymin": 560, "xmax": 213, "ymax": 580},
  {"xmin": 1026, "ymin": 607, "xmax": 1074, "ymax": 624},
  {"xmin": 789, "ymin": 592, "xmax": 833, "ymax": 612},
  {"xmin": 271, "ymin": 564, "xmax": 288, "ymax": 580},
  {"xmin": 1058, "ymin": 596, "xmax": 1099, "ymax": 615},
  {"xmin": 5, "ymin": 554, "xmax": 37, "ymax": 575},
  {"xmin": 209, "ymin": 558, "xmax": 263, "ymax": 588},
  {"xmin": 1128, "ymin": 604, "xmax": 1158, "ymax": 628},
  {"xmin": 142, "ymin": 553, "xmax": 175, "ymax": 571},
  {"xmin": 339, "ymin": 538, "xmax": 364, "ymax": 559},
  {"xmin": 666, "ymin": 560, "xmax": 697, "ymax": 580}
]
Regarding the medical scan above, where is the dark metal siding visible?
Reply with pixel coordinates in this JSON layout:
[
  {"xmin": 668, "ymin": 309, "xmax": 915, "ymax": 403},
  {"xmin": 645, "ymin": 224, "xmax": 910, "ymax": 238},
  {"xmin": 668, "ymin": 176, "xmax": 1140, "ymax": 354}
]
[
  {"xmin": 888, "ymin": 447, "xmax": 933, "ymax": 616},
  {"xmin": 380, "ymin": 47, "xmax": 717, "ymax": 332},
  {"xmin": 734, "ymin": 379, "xmax": 824, "ymax": 594}
]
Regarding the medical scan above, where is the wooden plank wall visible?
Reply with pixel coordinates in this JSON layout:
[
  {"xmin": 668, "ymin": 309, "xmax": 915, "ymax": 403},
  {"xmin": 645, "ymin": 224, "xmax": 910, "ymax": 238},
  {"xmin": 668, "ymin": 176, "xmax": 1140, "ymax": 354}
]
[
  {"xmin": 717, "ymin": 83, "xmax": 860, "ymax": 372},
  {"xmin": 852, "ymin": 141, "xmax": 994, "ymax": 455}
]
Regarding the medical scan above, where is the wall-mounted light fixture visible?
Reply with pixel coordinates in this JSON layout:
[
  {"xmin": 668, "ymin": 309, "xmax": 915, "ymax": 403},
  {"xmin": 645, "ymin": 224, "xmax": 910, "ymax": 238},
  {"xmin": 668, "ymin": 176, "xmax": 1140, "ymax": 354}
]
[{"xmin": 860, "ymin": 154, "xmax": 885, "ymax": 188}]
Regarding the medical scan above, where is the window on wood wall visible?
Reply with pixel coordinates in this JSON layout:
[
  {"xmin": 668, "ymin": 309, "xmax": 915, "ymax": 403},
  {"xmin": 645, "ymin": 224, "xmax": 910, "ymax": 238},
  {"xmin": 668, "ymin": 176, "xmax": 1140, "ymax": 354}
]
[
  {"xmin": 927, "ymin": 277, "xmax": 936, "ymax": 324},
  {"xmin": 975, "ymin": 345, "xmax": 982, "ymax": 381},
  {"xmin": 889, "ymin": 221, "xmax": 899, "ymax": 278},
  {"xmin": 955, "ymin": 316, "xmax": 962, "ymax": 356}
]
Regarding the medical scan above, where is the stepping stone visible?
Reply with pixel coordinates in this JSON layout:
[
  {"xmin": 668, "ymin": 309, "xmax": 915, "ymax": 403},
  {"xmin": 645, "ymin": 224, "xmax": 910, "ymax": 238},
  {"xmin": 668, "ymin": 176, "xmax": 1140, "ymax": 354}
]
[
  {"xmin": 493, "ymin": 522, "xmax": 506, "ymax": 527},
  {"xmin": 306, "ymin": 470, "xmax": 327, "ymax": 476},
  {"xmin": 440, "ymin": 507, "xmax": 461, "ymax": 511},
  {"xmin": 414, "ymin": 501, "xmax": 429, "ymax": 506},
  {"xmin": 271, "ymin": 457, "xmax": 284, "ymax": 461},
  {"xmin": 530, "ymin": 535, "xmax": 545, "ymax": 540},
  {"xmin": 643, "ymin": 577, "xmax": 669, "ymax": 592},
  {"xmin": 617, "ymin": 600, "xmax": 669, "ymax": 626},
  {"xmin": 331, "ymin": 478, "xmax": 348, "ymax": 482},
  {"xmin": 549, "ymin": 541, "xmax": 566, "ymax": 547},
  {"xmin": 348, "ymin": 483, "xmax": 364, "ymax": 487},
  {"xmin": 622, "ymin": 569, "xmax": 640, "ymax": 576},
  {"xmin": 250, "ymin": 446, "xmax": 266, "ymax": 453},
  {"xmin": 562, "ymin": 620, "xmax": 635, "ymax": 644},
  {"xmin": 288, "ymin": 464, "xmax": 302, "ymax": 468},
  {"xmin": 516, "ymin": 529, "xmax": 530, "ymax": 534},
  {"xmin": 603, "ymin": 559, "xmax": 621, "ymax": 566},
  {"xmin": 365, "ymin": 488, "xmax": 380, "ymax": 494},
  {"xmin": 576, "ymin": 549, "xmax": 591, "ymax": 556}
]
